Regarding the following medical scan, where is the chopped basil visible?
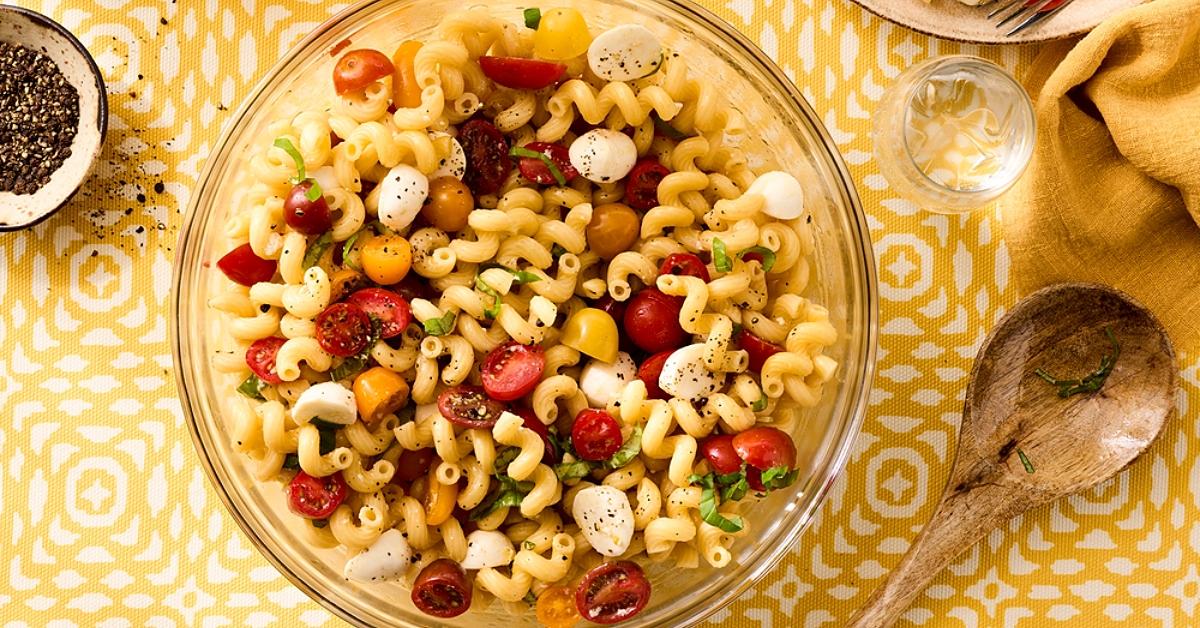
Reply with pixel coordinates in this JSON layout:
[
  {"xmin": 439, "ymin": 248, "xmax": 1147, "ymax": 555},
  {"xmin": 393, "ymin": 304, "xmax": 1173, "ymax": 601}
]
[
  {"xmin": 310, "ymin": 418, "xmax": 343, "ymax": 431},
  {"xmin": 274, "ymin": 136, "xmax": 323, "ymax": 199},
  {"xmin": 474, "ymin": 275, "xmax": 502, "ymax": 319},
  {"xmin": 716, "ymin": 468, "xmax": 749, "ymax": 502},
  {"xmin": 317, "ymin": 426, "xmax": 338, "ymax": 455},
  {"xmin": 605, "ymin": 426, "xmax": 642, "ymax": 469},
  {"xmin": 688, "ymin": 473, "xmax": 744, "ymax": 533},
  {"xmin": 547, "ymin": 425, "xmax": 570, "ymax": 459},
  {"xmin": 1034, "ymin": 327, "xmax": 1121, "ymax": 398},
  {"xmin": 550, "ymin": 244, "xmax": 567, "ymax": 259},
  {"xmin": 712, "ymin": 237, "xmax": 732, "ymax": 273},
  {"xmin": 751, "ymin": 395, "xmax": 767, "ymax": 412},
  {"xmin": 493, "ymin": 446, "xmax": 521, "ymax": 475},
  {"xmin": 422, "ymin": 311, "xmax": 457, "ymax": 336},
  {"xmin": 510, "ymin": 145, "xmax": 568, "ymax": 186},
  {"xmin": 282, "ymin": 454, "xmax": 301, "ymax": 470},
  {"xmin": 509, "ymin": 268, "xmax": 542, "ymax": 285},
  {"xmin": 471, "ymin": 474, "xmax": 534, "ymax": 521},
  {"xmin": 302, "ymin": 231, "xmax": 333, "ymax": 269},
  {"xmin": 760, "ymin": 465, "xmax": 799, "ymax": 491},
  {"xmin": 342, "ymin": 229, "xmax": 364, "ymax": 270},
  {"xmin": 523, "ymin": 7, "xmax": 541, "ymax": 29},
  {"xmin": 1017, "ymin": 448, "xmax": 1035, "ymax": 474},
  {"xmin": 522, "ymin": 540, "xmax": 535, "ymax": 551},
  {"xmin": 236, "ymin": 373, "xmax": 267, "ymax": 401},
  {"xmin": 553, "ymin": 460, "xmax": 595, "ymax": 482},
  {"xmin": 652, "ymin": 112, "xmax": 688, "ymax": 141},
  {"xmin": 737, "ymin": 246, "xmax": 777, "ymax": 273}
]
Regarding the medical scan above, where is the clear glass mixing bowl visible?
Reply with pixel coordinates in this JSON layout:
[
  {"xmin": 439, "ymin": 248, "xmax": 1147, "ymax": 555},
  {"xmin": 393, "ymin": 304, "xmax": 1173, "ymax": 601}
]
[{"xmin": 171, "ymin": 1, "xmax": 878, "ymax": 625}]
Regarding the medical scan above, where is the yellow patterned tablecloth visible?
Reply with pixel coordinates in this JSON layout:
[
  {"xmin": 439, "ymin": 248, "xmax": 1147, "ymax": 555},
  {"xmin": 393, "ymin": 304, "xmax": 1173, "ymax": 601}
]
[{"xmin": 3, "ymin": 1, "xmax": 1198, "ymax": 626}]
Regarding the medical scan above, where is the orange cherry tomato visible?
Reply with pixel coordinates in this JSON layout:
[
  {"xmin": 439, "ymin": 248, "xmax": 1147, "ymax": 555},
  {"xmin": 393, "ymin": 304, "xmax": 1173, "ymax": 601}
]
[
  {"xmin": 391, "ymin": 40, "xmax": 423, "ymax": 108},
  {"xmin": 333, "ymin": 49, "xmax": 394, "ymax": 95},
  {"xmin": 536, "ymin": 585, "xmax": 582, "ymax": 628}
]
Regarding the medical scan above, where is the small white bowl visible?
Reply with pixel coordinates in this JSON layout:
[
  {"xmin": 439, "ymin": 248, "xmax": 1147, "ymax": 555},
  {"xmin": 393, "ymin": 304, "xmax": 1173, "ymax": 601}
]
[{"xmin": 0, "ymin": 5, "xmax": 107, "ymax": 231}]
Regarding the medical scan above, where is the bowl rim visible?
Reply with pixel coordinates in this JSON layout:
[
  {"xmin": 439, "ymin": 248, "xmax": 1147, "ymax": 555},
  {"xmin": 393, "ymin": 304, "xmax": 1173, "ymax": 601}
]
[
  {"xmin": 171, "ymin": 0, "xmax": 878, "ymax": 625},
  {"xmin": 0, "ymin": 4, "xmax": 109, "ymax": 233}
]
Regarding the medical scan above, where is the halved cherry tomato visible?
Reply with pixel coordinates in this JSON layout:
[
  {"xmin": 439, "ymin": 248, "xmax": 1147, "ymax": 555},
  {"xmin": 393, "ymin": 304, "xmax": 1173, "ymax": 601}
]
[
  {"xmin": 217, "ymin": 243, "xmax": 277, "ymax": 286},
  {"xmin": 636, "ymin": 350, "xmax": 672, "ymax": 400},
  {"xmin": 479, "ymin": 56, "xmax": 567, "ymax": 90},
  {"xmin": 393, "ymin": 448, "xmax": 436, "ymax": 483},
  {"xmin": 459, "ymin": 119, "xmax": 512, "ymax": 195},
  {"xmin": 315, "ymin": 302, "xmax": 372, "ymax": 357},
  {"xmin": 561, "ymin": 308, "xmax": 619, "ymax": 364},
  {"xmin": 391, "ymin": 40, "xmax": 423, "ymax": 108},
  {"xmin": 575, "ymin": 561, "xmax": 651, "ymax": 625},
  {"xmin": 571, "ymin": 409, "xmax": 622, "ymax": 461},
  {"xmin": 437, "ymin": 385, "xmax": 506, "ymax": 429},
  {"xmin": 516, "ymin": 141, "xmax": 578, "ymax": 185},
  {"xmin": 245, "ymin": 337, "xmax": 287, "ymax": 384},
  {"xmin": 513, "ymin": 406, "xmax": 557, "ymax": 464},
  {"xmin": 658, "ymin": 252, "xmax": 710, "ymax": 283},
  {"xmin": 412, "ymin": 558, "xmax": 471, "ymax": 618},
  {"xmin": 735, "ymin": 330, "xmax": 785, "ymax": 373},
  {"xmin": 537, "ymin": 585, "xmax": 582, "ymax": 628},
  {"xmin": 732, "ymin": 426, "xmax": 797, "ymax": 470},
  {"xmin": 699, "ymin": 434, "xmax": 741, "ymax": 475},
  {"xmin": 746, "ymin": 465, "xmax": 764, "ymax": 492},
  {"xmin": 623, "ymin": 289, "xmax": 686, "ymax": 353},
  {"xmin": 345, "ymin": 288, "xmax": 411, "ymax": 339},
  {"xmin": 283, "ymin": 181, "xmax": 333, "ymax": 235},
  {"xmin": 533, "ymin": 8, "xmax": 592, "ymax": 61},
  {"xmin": 391, "ymin": 273, "xmax": 434, "ymax": 303},
  {"xmin": 624, "ymin": 159, "xmax": 670, "ymax": 210},
  {"xmin": 287, "ymin": 471, "xmax": 348, "ymax": 519},
  {"xmin": 481, "ymin": 342, "xmax": 545, "ymax": 401},
  {"xmin": 332, "ymin": 49, "xmax": 394, "ymax": 95}
]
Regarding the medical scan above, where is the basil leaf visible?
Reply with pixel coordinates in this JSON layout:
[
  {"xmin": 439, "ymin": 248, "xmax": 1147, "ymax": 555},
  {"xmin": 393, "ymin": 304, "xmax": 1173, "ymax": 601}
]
[
  {"xmin": 690, "ymin": 473, "xmax": 744, "ymax": 533},
  {"xmin": 342, "ymin": 229, "xmax": 364, "ymax": 270},
  {"xmin": 760, "ymin": 465, "xmax": 799, "ymax": 491},
  {"xmin": 523, "ymin": 7, "xmax": 541, "ymax": 29},
  {"xmin": 651, "ymin": 112, "xmax": 687, "ymax": 141},
  {"xmin": 547, "ymin": 425, "xmax": 571, "ymax": 459},
  {"xmin": 716, "ymin": 469, "xmax": 749, "ymax": 502},
  {"xmin": 751, "ymin": 395, "xmax": 767, "ymax": 412},
  {"xmin": 737, "ymin": 246, "xmax": 776, "ymax": 273},
  {"xmin": 509, "ymin": 146, "xmax": 567, "ymax": 186},
  {"xmin": 493, "ymin": 446, "xmax": 521, "ymax": 475},
  {"xmin": 273, "ymin": 137, "xmax": 307, "ymax": 180},
  {"xmin": 302, "ymin": 231, "xmax": 333, "ymax": 269},
  {"xmin": 475, "ymin": 275, "xmax": 501, "ymax": 319},
  {"xmin": 311, "ymin": 418, "xmax": 343, "ymax": 432},
  {"xmin": 554, "ymin": 460, "xmax": 595, "ymax": 482},
  {"xmin": 712, "ymin": 237, "xmax": 732, "ymax": 273},
  {"xmin": 305, "ymin": 180, "xmax": 324, "ymax": 202},
  {"xmin": 471, "ymin": 474, "xmax": 534, "ymax": 521},
  {"xmin": 605, "ymin": 426, "xmax": 643, "ymax": 469},
  {"xmin": 422, "ymin": 311, "xmax": 457, "ymax": 336},
  {"xmin": 282, "ymin": 454, "xmax": 301, "ymax": 470},
  {"xmin": 550, "ymin": 244, "xmax": 567, "ymax": 259},
  {"xmin": 522, "ymin": 540, "xmax": 535, "ymax": 551},
  {"xmin": 237, "ymin": 374, "xmax": 266, "ymax": 401},
  {"xmin": 509, "ymin": 268, "xmax": 541, "ymax": 285},
  {"xmin": 318, "ymin": 426, "xmax": 338, "ymax": 455}
]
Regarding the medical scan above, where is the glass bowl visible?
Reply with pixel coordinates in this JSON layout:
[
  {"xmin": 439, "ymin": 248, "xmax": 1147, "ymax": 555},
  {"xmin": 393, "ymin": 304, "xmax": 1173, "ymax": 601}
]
[{"xmin": 171, "ymin": 1, "xmax": 878, "ymax": 626}]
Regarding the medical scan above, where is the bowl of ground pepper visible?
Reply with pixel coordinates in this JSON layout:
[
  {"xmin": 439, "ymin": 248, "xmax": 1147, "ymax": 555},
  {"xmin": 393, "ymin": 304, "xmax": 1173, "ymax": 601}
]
[{"xmin": 0, "ymin": 5, "xmax": 106, "ymax": 231}]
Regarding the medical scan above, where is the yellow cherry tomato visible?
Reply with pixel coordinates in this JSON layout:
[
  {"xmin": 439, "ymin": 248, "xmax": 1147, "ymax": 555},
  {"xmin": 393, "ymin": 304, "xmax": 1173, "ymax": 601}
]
[
  {"xmin": 423, "ymin": 465, "xmax": 458, "ymax": 526},
  {"xmin": 391, "ymin": 40, "xmax": 423, "ymax": 109},
  {"xmin": 533, "ymin": 8, "xmax": 592, "ymax": 61},
  {"xmin": 352, "ymin": 367, "xmax": 410, "ymax": 424},
  {"xmin": 360, "ymin": 233, "xmax": 412, "ymax": 285},
  {"xmin": 560, "ymin": 308, "xmax": 618, "ymax": 363},
  {"xmin": 536, "ymin": 585, "xmax": 582, "ymax": 628}
]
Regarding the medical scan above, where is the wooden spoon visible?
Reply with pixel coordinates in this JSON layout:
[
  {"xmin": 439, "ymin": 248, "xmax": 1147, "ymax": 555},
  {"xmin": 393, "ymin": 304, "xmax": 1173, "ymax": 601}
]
[{"xmin": 850, "ymin": 283, "xmax": 1177, "ymax": 628}]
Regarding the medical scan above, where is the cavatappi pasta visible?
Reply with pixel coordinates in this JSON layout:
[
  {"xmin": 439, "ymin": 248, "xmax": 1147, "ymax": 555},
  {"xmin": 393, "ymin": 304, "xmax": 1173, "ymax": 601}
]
[{"xmin": 208, "ymin": 6, "xmax": 837, "ymax": 624}]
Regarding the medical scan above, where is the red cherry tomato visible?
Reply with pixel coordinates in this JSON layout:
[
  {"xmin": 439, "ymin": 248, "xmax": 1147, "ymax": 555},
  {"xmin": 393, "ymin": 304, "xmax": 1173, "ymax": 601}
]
[
  {"xmin": 592, "ymin": 295, "xmax": 627, "ymax": 325},
  {"xmin": 571, "ymin": 409, "xmax": 623, "ymax": 461},
  {"xmin": 314, "ymin": 302, "xmax": 372, "ymax": 357},
  {"xmin": 217, "ymin": 243, "xmax": 277, "ymax": 286},
  {"xmin": 479, "ymin": 56, "xmax": 567, "ymax": 90},
  {"xmin": 412, "ymin": 558, "xmax": 471, "ymax": 618},
  {"xmin": 575, "ymin": 561, "xmax": 651, "ymax": 625},
  {"xmin": 623, "ymin": 288, "xmax": 687, "ymax": 353},
  {"xmin": 516, "ymin": 141, "xmax": 578, "ymax": 185},
  {"xmin": 245, "ymin": 337, "xmax": 287, "ymax": 385},
  {"xmin": 746, "ymin": 465, "xmax": 764, "ymax": 491},
  {"xmin": 459, "ymin": 119, "xmax": 512, "ymax": 195},
  {"xmin": 513, "ymin": 406, "xmax": 558, "ymax": 463},
  {"xmin": 332, "ymin": 49, "xmax": 394, "ymax": 95},
  {"xmin": 391, "ymin": 273, "xmax": 435, "ymax": 303},
  {"xmin": 345, "ymin": 288, "xmax": 411, "ymax": 339},
  {"xmin": 699, "ymin": 434, "xmax": 742, "ymax": 475},
  {"xmin": 437, "ymin": 385, "xmax": 506, "ymax": 429},
  {"xmin": 624, "ymin": 159, "xmax": 670, "ymax": 211},
  {"xmin": 658, "ymin": 252, "xmax": 711, "ymax": 283},
  {"xmin": 283, "ymin": 181, "xmax": 333, "ymax": 235},
  {"xmin": 732, "ymin": 426, "xmax": 797, "ymax": 470},
  {"xmin": 481, "ymin": 342, "xmax": 546, "ymax": 401},
  {"xmin": 636, "ymin": 350, "xmax": 672, "ymax": 400},
  {"xmin": 287, "ymin": 471, "xmax": 348, "ymax": 519},
  {"xmin": 393, "ymin": 448, "xmax": 436, "ymax": 483},
  {"xmin": 735, "ymin": 330, "xmax": 785, "ymax": 373}
]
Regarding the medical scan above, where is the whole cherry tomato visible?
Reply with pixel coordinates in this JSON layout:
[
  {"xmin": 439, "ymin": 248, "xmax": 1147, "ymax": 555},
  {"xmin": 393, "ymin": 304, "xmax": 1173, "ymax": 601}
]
[
  {"xmin": 412, "ymin": 558, "xmax": 471, "ymax": 618},
  {"xmin": 623, "ymin": 289, "xmax": 686, "ymax": 353},
  {"xmin": 217, "ymin": 243, "xmax": 277, "ymax": 286},
  {"xmin": 516, "ymin": 141, "xmax": 578, "ymax": 185},
  {"xmin": 658, "ymin": 252, "xmax": 710, "ymax": 283},
  {"xmin": 624, "ymin": 159, "xmax": 670, "ymax": 210},
  {"xmin": 332, "ymin": 49, "xmax": 394, "ymax": 95},
  {"xmin": 571, "ymin": 409, "xmax": 623, "ymax": 461},
  {"xmin": 437, "ymin": 385, "xmax": 506, "ymax": 429},
  {"xmin": 732, "ymin": 426, "xmax": 797, "ymax": 471},
  {"xmin": 575, "ymin": 561, "xmax": 651, "ymax": 625},
  {"xmin": 287, "ymin": 471, "xmax": 348, "ymax": 519},
  {"xmin": 459, "ymin": 119, "xmax": 512, "ymax": 195},
  {"xmin": 479, "ymin": 56, "xmax": 567, "ymax": 90},
  {"xmin": 393, "ymin": 447, "xmax": 436, "ymax": 483},
  {"xmin": 245, "ymin": 337, "xmax": 287, "ymax": 384},
  {"xmin": 586, "ymin": 203, "xmax": 640, "ymax": 260},
  {"xmin": 591, "ymin": 295, "xmax": 627, "ymax": 325},
  {"xmin": 636, "ymin": 350, "xmax": 673, "ymax": 400},
  {"xmin": 735, "ymin": 329, "xmax": 785, "ymax": 373},
  {"xmin": 481, "ymin": 342, "xmax": 545, "ymax": 401},
  {"xmin": 345, "ymin": 288, "xmax": 411, "ymax": 339},
  {"xmin": 283, "ymin": 181, "xmax": 333, "ymax": 235},
  {"xmin": 699, "ymin": 434, "xmax": 742, "ymax": 475},
  {"xmin": 315, "ymin": 302, "xmax": 373, "ymax": 357}
]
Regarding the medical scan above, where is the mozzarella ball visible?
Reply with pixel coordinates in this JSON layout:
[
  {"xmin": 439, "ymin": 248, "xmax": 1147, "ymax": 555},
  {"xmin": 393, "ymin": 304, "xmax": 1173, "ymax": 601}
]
[
  {"xmin": 292, "ymin": 381, "xmax": 357, "ymax": 425},
  {"xmin": 377, "ymin": 164, "xmax": 429, "ymax": 231},
  {"xmin": 343, "ymin": 529, "xmax": 413, "ymax": 583},
  {"xmin": 569, "ymin": 129, "xmax": 638, "ymax": 183},
  {"xmin": 746, "ymin": 171, "xmax": 805, "ymax": 220},
  {"xmin": 658, "ymin": 343, "xmax": 728, "ymax": 402},
  {"xmin": 572, "ymin": 485, "xmax": 635, "ymax": 556},
  {"xmin": 588, "ymin": 24, "xmax": 663, "ymax": 81},
  {"xmin": 460, "ymin": 530, "xmax": 516, "ymax": 570},
  {"xmin": 579, "ymin": 352, "xmax": 638, "ymax": 408}
]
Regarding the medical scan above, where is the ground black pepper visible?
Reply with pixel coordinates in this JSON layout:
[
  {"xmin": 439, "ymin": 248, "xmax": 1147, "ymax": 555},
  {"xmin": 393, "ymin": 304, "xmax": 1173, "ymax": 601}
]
[{"xmin": 0, "ymin": 41, "xmax": 79, "ymax": 195}]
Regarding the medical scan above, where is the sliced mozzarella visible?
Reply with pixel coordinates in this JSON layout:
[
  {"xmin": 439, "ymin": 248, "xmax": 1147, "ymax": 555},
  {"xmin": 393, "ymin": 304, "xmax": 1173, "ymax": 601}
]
[
  {"xmin": 587, "ymin": 24, "xmax": 663, "ymax": 81},
  {"xmin": 745, "ymin": 171, "xmax": 805, "ymax": 220},
  {"xmin": 343, "ymin": 529, "xmax": 413, "ymax": 583},
  {"xmin": 310, "ymin": 166, "xmax": 339, "ymax": 193},
  {"xmin": 292, "ymin": 381, "xmax": 358, "ymax": 425},
  {"xmin": 377, "ymin": 164, "xmax": 429, "ymax": 231},
  {"xmin": 658, "ymin": 343, "xmax": 727, "ymax": 402},
  {"xmin": 580, "ymin": 352, "xmax": 637, "ymax": 408},
  {"xmin": 569, "ymin": 129, "xmax": 638, "ymax": 184},
  {"xmin": 573, "ymin": 485, "xmax": 635, "ymax": 557},
  {"xmin": 430, "ymin": 134, "xmax": 466, "ymax": 180},
  {"xmin": 460, "ymin": 530, "xmax": 516, "ymax": 570}
]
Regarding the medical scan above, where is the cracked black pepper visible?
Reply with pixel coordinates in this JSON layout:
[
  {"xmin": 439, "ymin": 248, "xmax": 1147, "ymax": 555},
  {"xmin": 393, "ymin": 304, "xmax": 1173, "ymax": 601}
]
[{"xmin": 0, "ymin": 41, "xmax": 79, "ymax": 195}]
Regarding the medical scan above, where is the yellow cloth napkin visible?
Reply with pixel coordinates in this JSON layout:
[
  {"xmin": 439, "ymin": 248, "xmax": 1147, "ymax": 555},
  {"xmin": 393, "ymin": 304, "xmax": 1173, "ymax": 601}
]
[{"xmin": 1004, "ymin": 0, "xmax": 1200, "ymax": 352}]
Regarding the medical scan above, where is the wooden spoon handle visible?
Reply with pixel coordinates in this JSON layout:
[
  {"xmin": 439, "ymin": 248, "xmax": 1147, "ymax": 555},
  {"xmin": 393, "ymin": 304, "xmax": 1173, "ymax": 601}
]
[{"xmin": 848, "ymin": 483, "xmax": 1031, "ymax": 628}]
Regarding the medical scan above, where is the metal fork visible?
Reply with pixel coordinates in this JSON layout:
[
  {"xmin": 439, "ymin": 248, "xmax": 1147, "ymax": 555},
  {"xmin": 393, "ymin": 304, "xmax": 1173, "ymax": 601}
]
[{"xmin": 986, "ymin": 0, "xmax": 1075, "ymax": 37}]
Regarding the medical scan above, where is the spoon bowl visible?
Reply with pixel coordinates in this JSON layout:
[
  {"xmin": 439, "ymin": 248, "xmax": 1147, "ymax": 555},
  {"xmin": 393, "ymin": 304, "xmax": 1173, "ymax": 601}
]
[{"xmin": 851, "ymin": 282, "xmax": 1176, "ymax": 628}]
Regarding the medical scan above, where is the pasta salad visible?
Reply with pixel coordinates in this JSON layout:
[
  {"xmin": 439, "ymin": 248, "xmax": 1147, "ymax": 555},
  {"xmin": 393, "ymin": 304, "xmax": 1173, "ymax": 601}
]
[{"xmin": 209, "ymin": 6, "xmax": 838, "ymax": 625}]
